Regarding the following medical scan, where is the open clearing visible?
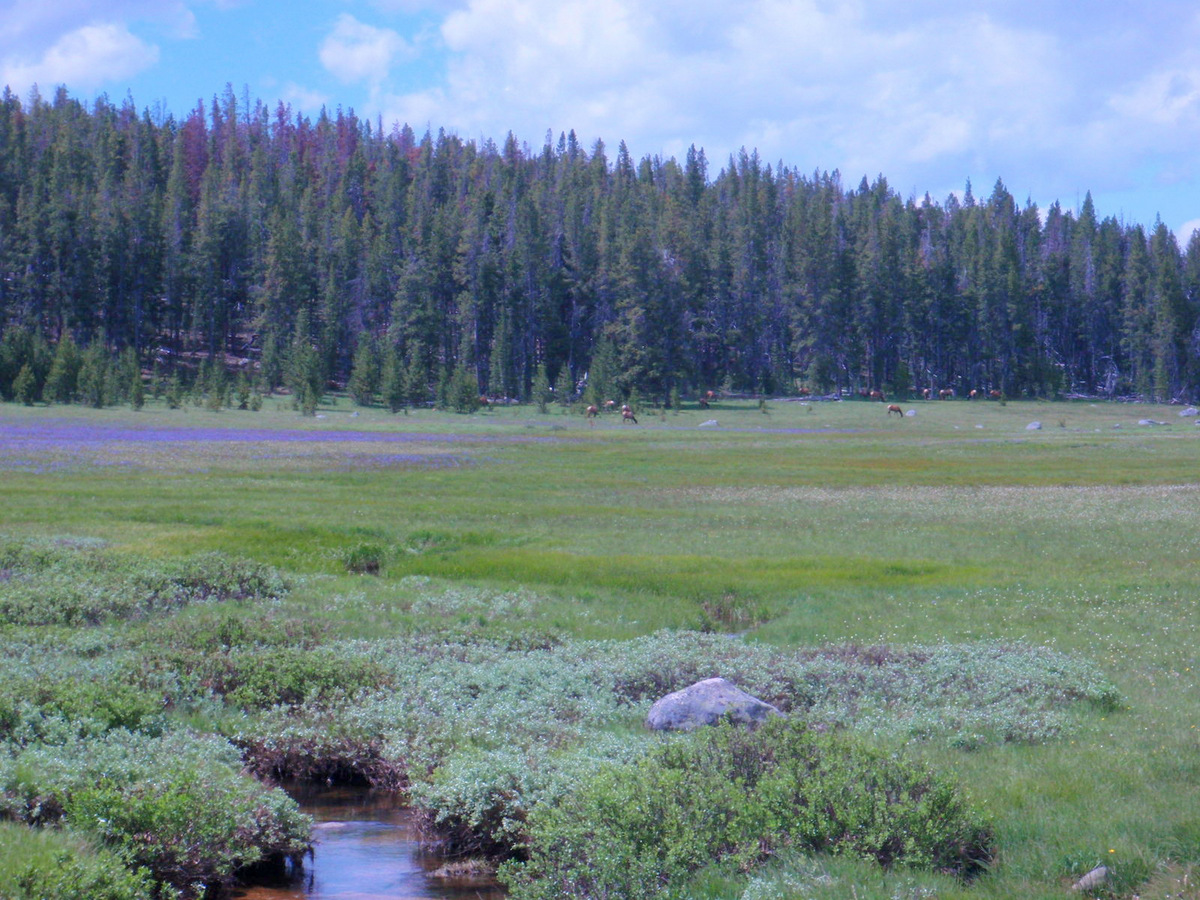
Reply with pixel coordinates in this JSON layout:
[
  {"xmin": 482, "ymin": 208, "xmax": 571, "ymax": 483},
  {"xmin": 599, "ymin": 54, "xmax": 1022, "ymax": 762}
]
[{"xmin": 1, "ymin": 396, "xmax": 1198, "ymax": 899}]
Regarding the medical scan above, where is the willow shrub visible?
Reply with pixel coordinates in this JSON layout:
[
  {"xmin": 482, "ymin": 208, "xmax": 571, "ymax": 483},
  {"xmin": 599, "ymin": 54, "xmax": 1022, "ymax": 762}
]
[
  {"xmin": 0, "ymin": 536, "xmax": 287, "ymax": 626},
  {"xmin": 0, "ymin": 730, "xmax": 310, "ymax": 896},
  {"xmin": 502, "ymin": 718, "xmax": 993, "ymax": 900},
  {"xmin": 0, "ymin": 822, "xmax": 153, "ymax": 900}
]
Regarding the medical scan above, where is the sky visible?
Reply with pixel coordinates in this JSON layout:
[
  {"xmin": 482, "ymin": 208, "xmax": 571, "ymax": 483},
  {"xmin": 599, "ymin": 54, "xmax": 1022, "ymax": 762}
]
[{"xmin": 2, "ymin": 0, "xmax": 1200, "ymax": 244}]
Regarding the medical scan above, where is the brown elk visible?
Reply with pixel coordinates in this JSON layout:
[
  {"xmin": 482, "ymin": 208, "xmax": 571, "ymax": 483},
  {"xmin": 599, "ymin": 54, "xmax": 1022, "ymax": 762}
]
[
  {"xmin": 869, "ymin": 389, "xmax": 885, "ymax": 402},
  {"xmin": 585, "ymin": 404, "xmax": 599, "ymax": 419},
  {"xmin": 604, "ymin": 399, "xmax": 615, "ymax": 410},
  {"xmin": 988, "ymin": 390, "xmax": 1002, "ymax": 400},
  {"xmin": 968, "ymin": 389, "xmax": 978, "ymax": 400},
  {"xmin": 887, "ymin": 404, "xmax": 904, "ymax": 417},
  {"xmin": 922, "ymin": 388, "xmax": 932, "ymax": 400},
  {"xmin": 622, "ymin": 408, "xmax": 638, "ymax": 424},
  {"xmin": 479, "ymin": 395, "xmax": 490, "ymax": 408},
  {"xmin": 939, "ymin": 388, "xmax": 955, "ymax": 400}
]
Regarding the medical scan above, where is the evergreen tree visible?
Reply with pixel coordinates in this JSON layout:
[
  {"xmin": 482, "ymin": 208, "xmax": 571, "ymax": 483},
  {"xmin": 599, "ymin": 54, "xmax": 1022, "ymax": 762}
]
[
  {"xmin": 13, "ymin": 363, "xmax": 36, "ymax": 405},
  {"xmin": 77, "ymin": 340, "xmax": 112, "ymax": 408},
  {"xmin": 348, "ymin": 334, "xmax": 382, "ymax": 406},
  {"xmin": 448, "ymin": 361, "xmax": 481, "ymax": 413},
  {"xmin": 44, "ymin": 333, "xmax": 81, "ymax": 404},
  {"xmin": 554, "ymin": 364, "xmax": 574, "ymax": 407},
  {"xmin": 532, "ymin": 362, "xmax": 551, "ymax": 413}
]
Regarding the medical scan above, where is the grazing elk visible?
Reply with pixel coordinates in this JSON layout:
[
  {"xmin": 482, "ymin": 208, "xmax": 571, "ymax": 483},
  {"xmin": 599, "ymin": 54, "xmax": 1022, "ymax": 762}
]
[
  {"xmin": 869, "ymin": 389, "xmax": 885, "ymax": 402},
  {"xmin": 622, "ymin": 408, "xmax": 638, "ymax": 424},
  {"xmin": 887, "ymin": 404, "xmax": 904, "ymax": 417},
  {"xmin": 989, "ymin": 390, "xmax": 1002, "ymax": 400},
  {"xmin": 968, "ymin": 389, "xmax": 978, "ymax": 400},
  {"xmin": 939, "ymin": 388, "xmax": 955, "ymax": 400},
  {"xmin": 922, "ymin": 388, "xmax": 932, "ymax": 400},
  {"xmin": 586, "ymin": 404, "xmax": 599, "ymax": 419}
]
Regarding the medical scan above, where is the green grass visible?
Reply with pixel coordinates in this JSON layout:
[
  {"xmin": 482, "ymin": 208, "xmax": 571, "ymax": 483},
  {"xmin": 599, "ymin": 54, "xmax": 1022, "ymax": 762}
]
[{"xmin": 1, "ymin": 395, "xmax": 1199, "ymax": 898}]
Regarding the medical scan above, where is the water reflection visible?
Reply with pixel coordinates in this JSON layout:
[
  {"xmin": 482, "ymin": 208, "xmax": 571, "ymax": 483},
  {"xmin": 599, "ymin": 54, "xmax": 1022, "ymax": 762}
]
[{"xmin": 233, "ymin": 785, "xmax": 504, "ymax": 900}]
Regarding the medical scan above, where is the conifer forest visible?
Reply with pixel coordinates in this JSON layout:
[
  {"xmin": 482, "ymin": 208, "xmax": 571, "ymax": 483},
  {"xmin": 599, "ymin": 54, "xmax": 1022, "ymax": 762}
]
[{"xmin": 3, "ymin": 85, "xmax": 1200, "ymax": 407}]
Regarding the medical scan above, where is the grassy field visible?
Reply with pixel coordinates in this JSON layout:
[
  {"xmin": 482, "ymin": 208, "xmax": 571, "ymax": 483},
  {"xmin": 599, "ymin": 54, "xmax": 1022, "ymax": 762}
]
[{"xmin": 1, "ymin": 394, "xmax": 1198, "ymax": 899}]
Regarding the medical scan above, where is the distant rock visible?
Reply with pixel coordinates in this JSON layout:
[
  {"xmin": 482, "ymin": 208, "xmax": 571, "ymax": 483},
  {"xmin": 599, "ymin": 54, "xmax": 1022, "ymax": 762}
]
[
  {"xmin": 1026, "ymin": 421, "xmax": 1042, "ymax": 431},
  {"xmin": 1178, "ymin": 407, "xmax": 1198, "ymax": 417},
  {"xmin": 1072, "ymin": 865, "xmax": 1108, "ymax": 892},
  {"xmin": 1138, "ymin": 419, "xmax": 1167, "ymax": 426},
  {"xmin": 904, "ymin": 409, "xmax": 916, "ymax": 417},
  {"xmin": 699, "ymin": 419, "xmax": 719, "ymax": 427},
  {"xmin": 647, "ymin": 677, "xmax": 781, "ymax": 731}
]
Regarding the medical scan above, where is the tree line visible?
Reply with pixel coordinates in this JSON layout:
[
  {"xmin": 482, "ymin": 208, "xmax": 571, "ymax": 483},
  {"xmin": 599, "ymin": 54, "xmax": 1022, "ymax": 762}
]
[{"xmin": 2, "ymin": 83, "xmax": 1199, "ymax": 411}]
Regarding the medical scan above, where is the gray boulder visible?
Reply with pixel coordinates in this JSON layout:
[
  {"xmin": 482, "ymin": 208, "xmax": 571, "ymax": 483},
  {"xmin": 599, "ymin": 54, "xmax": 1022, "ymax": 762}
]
[
  {"xmin": 646, "ymin": 677, "xmax": 781, "ymax": 731},
  {"xmin": 1026, "ymin": 421, "xmax": 1042, "ymax": 431}
]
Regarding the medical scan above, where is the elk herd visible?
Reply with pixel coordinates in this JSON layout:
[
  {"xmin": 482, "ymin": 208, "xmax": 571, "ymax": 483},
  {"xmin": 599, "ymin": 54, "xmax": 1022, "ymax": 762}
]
[{"xmin": 545, "ymin": 386, "xmax": 1005, "ymax": 426}]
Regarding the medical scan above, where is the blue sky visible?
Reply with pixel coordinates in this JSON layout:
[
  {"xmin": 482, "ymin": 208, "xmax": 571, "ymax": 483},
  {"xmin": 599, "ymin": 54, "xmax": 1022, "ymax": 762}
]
[{"xmin": 3, "ymin": 0, "xmax": 1200, "ymax": 243}]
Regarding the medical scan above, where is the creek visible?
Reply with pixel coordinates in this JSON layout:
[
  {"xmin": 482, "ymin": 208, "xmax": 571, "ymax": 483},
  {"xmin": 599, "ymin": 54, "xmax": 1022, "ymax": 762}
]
[{"xmin": 232, "ymin": 785, "xmax": 504, "ymax": 900}]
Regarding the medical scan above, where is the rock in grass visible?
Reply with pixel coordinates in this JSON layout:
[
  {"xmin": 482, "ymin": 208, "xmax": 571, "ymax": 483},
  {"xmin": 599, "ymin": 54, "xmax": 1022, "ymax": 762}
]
[
  {"xmin": 1072, "ymin": 864, "xmax": 1108, "ymax": 891},
  {"xmin": 647, "ymin": 677, "xmax": 781, "ymax": 731},
  {"xmin": 1026, "ymin": 421, "xmax": 1042, "ymax": 430}
]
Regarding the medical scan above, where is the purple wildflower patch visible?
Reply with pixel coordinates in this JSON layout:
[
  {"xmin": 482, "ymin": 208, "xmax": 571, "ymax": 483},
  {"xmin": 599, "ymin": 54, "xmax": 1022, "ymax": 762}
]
[{"xmin": 0, "ymin": 417, "xmax": 531, "ymax": 473}]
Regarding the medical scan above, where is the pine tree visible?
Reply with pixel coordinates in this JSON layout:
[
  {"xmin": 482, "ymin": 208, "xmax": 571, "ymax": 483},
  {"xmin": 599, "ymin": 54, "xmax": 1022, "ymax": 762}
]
[
  {"xmin": 44, "ymin": 334, "xmax": 81, "ymax": 404},
  {"xmin": 448, "ymin": 361, "xmax": 481, "ymax": 413},
  {"xmin": 77, "ymin": 340, "xmax": 112, "ymax": 408},
  {"xmin": 532, "ymin": 362, "xmax": 551, "ymax": 413},
  {"xmin": 554, "ymin": 364, "xmax": 574, "ymax": 407},
  {"xmin": 348, "ymin": 335, "xmax": 382, "ymax": 406},
  {"xmin": 13, "ymin": 363, "xmax": 36, "ymax": 405},
  {"xmin": 130, "ymin": 368, "xmax": 146, "ymax": 409},
  {"xmin": 380, "ymin": 345, "xmax": 408, "ymax": 413}
]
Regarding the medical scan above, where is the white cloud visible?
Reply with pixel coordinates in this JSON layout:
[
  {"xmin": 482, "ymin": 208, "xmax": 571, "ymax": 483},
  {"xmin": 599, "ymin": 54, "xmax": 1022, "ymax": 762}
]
[
  {"xmin": 319, "ymin": 14, "xmax": 413, "ymax": 87},
  {"xmin": 1, "ymin": 22, "xmax": 160, "ymax": 92},
  {"xmin": 279, "ymin": 82, "xmax": 331, "ymax": 113},
  {"xmin": 1109, "ymin": 67, "xmax": 1200, "ymax": 129},
  {"xmin": 373, "ymin": 0, "xmax": 1070, "ymax": 198},
  {"xmin": 1177, "ymin": 218, "xmax": 1200, "ymax": 247}
]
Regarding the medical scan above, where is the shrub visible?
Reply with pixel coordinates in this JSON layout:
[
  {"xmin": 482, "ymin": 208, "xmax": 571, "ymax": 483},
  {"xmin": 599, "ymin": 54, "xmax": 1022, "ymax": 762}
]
[
  {"xmin": 0, "ymin": 537, "xmax": 288, "ymax": 625},
  {"xmin": 0, "ymin": 822, "xmax": 153, "ymax": 900},
  {"xmin": 209, "ymin": 647, "xmax": 392, "ymax": 709},
  {"xmin": 502, "ymin": 719, "xmax": 993, "ymax": 900},
  {"xmin": 65, "ymin": 774, "xmax": 308, "ymax": 894},
  {"xmin": 0, "ymin": 730, "xmax": 311, "ymax": 895},
  {"xmin": 340, "ymin": 542, "xmax": 387, "ymax": 575}
]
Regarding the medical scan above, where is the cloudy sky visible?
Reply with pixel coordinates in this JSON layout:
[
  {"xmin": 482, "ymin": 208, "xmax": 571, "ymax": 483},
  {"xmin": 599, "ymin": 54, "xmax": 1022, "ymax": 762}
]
[{"xmin": 3, "ymin": 0, "xmax": 1200, "ymax": 241}]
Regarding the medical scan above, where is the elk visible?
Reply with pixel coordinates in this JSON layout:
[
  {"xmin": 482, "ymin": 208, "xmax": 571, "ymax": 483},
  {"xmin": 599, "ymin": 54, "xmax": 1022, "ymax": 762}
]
[
  {"xmin": 939, "ymin": 388, "xmax": 955, "ymax": 400},
  {"xmin": 887, "ymin": 404, "xmax": 904, "ymax": 417},
  {"xmin": 869, "ymin": 389, "xmax": 885, "ymax": 402},
  {"xmin": 922, "ymin": 388, "xmax": 932, "ymax": 400},
  {"xmin": 622, "ymin": 408, "xmax": 638, "ymax": 424},
  {"xmin": 989, "ymin": 390, "xmax": 1002, "ymax": 400},
  {"xmin": 585, "ymin": 404, "xmax": 599, "ymax": 419},
  {"xmin": 968, "ymin": 389, "xmax": 978, "ymax": 400}
]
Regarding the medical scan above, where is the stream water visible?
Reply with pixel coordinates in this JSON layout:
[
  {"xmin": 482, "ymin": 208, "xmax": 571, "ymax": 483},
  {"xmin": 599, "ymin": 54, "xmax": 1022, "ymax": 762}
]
[{"xmin": 232, "ymin": 785, "xmax": 505, "ymax": 900}]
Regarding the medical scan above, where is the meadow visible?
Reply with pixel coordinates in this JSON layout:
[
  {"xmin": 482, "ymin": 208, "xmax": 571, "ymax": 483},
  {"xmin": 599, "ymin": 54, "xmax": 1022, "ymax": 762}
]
[{"xmin": 0, "ymin": 394, "xmax": 1197, "ymax": 899}]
